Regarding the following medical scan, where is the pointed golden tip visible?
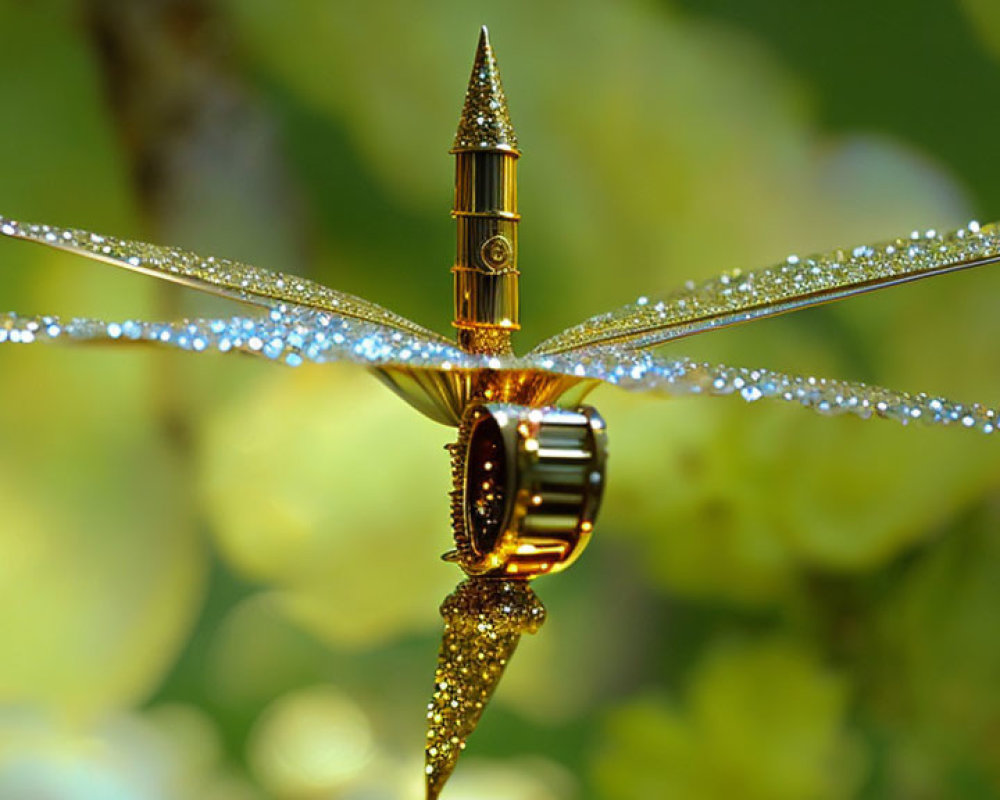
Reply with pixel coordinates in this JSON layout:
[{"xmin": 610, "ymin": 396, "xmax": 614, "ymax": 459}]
[
  {"xmin": 424, "ymin": 578, "xmax": 545, "ymax": 797},
  {"xmin": 452, "ymin": 26, "xmax": 519, "ymax": 153}
]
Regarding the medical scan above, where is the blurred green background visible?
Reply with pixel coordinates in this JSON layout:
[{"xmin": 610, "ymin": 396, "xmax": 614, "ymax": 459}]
[{"xmin": 1, "ymin": 1, "xmax": 1000, "ymax": 798}]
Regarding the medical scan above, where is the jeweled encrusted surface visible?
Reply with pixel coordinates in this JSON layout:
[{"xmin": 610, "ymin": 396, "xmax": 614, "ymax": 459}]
[
  {"xmin": 2, "ymin": 306, "xmax": 996, "ymax": 433},
  {"xmin": 533, "ymin": 221, "xmax": 1000, "ymax": 353},
  {"xmin": 0, "ymin": 215, "xmax": 448, "ymax": 342},
  {"xmin": 424, "ymin": 578, "xmax": 545, "ymax": 799},
  {"xmin": 452, "ymin": 28, "xmax": 518, "ymax": 152}
]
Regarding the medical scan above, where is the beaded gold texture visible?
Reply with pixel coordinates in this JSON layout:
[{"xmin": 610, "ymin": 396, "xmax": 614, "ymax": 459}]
[{"xmin": 425, "ymin": 579, "xmax": 545, "ymax": 800}]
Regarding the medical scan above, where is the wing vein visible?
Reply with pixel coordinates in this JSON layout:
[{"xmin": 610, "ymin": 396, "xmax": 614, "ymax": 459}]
[
  {"xmin": 531, "ymin": 221, "xmax": 1000, "ymax": 355},
  {"xmin": 0, "ymin": 216, "xmax": 452, "ymax": 345}
]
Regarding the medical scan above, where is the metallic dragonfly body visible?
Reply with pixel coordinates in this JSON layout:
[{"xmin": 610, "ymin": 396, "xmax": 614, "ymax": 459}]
[{"xmin": 1, "ymin": 26, "xmax": 999, "ymax": 800}]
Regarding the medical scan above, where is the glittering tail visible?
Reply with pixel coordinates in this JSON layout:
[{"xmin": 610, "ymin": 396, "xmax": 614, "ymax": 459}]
[{"xmin": 424, "ymin": 577, "xmax": 546, "ymax": 800}]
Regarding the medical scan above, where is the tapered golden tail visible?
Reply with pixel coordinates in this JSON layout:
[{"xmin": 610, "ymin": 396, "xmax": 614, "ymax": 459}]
[{"xmin": 424, "ymin": 577, "xmax": 546, "ymax": 799}]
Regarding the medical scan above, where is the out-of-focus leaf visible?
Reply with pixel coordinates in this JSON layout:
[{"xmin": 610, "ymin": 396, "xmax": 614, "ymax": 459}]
[
  {"xmin": 441, "ymin": 757, "xmax": 578, "ymax": 800},
  {"xmin": 0, "ymin": 350, "xmax": 203, "ymax": 719},
  {"xmin": 247, "ymin": 685, "xmax": 375, "ymax": 797},
  {"xmin": 0, "ymin": 705, "xmax": 260, "ymax": 800},
  {"xmin": 500, "ymin": 555, "xmax": 652, "ymax": 724},
  {"xmin": 593, "ymin": 639, "xmax": 863, "ymax": 799},
  {"xmin": 247, "ymin": 687, "xmax": 576, "ymax": 799},
  {"xmin": 961, "ymin": 0, "xmax": 1000, "ymax": 61},
  {"xmin": 205, "ymin": 594, "xmax": 330, "ymax": 711},
  {"xmin": 865, "ymin": 507, "xmax": 1000, "ymax": 795},
  {"xmin": 600, "ymin": 353, "xmax": 1000, "ymax": 605},
  {"xmin": 0, "ymin": 0, "xmax": 131, "ymax": 224},
  {"xmin": 198, "ymin": 363, "xmax": 455, "ymax": 648},
  {"xmin": 0, "ymin": 3, "xmax": 204, "ymax": 720}
]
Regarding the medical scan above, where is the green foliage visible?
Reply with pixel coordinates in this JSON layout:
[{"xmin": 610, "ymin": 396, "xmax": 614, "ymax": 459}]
[
  {"xmin": 594, "ymin": 638, "xmax": 861, "ymax": 799},
  {"xmin": 0, "ymin": 0, "xmax": 998, "ymax": 797}
]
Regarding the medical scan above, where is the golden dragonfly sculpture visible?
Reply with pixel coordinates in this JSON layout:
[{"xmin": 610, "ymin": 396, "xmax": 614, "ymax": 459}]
[{"xmin": 2, "ymin": 26, "xmax": 999, "ymax": 799}]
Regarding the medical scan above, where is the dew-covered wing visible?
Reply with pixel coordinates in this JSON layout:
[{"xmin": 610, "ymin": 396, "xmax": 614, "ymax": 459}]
[
  {"xmin": 0, "ymin": 306, "xmax": 470, "ymax": 369},
  {"xmin": 531, "ymin": 221, "xmax": 1000, "ymax": 355},
  {"xmin": 520, "ymin": 346, "xmax": 998, "ymax": 434},
  {"xmin": 0, "ymin": 215, "xmax": 450, "ymax": 344}
]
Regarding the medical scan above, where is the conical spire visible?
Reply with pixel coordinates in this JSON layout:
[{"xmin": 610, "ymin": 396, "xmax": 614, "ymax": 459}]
[
  {"xmin": 424, "ymin": 578, "xmax": 545, "ymax": 799},
  {"xmin": 452, "ymin": 26, "xmax": 519, "ymax": 153}
]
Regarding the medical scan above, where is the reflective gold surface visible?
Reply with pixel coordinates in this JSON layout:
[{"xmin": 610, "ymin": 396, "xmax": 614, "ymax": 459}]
[
  {"xmin": 425, "ymin": 578, "xmax": 545, "ymax": 800},
  {"xmin": 451, "ymin": 27, "xmax": 519, "ymax": 153},
  {"xmin": 451, "ymin": 27, "xmax": 520, "ymax": 351},
  {"xmin": 374, "ymin": 365, "xmax": 598, "ymax": 427},
  {"xmin": 447, "ymin": 403, "xmax": 607, "ymax": 577}
]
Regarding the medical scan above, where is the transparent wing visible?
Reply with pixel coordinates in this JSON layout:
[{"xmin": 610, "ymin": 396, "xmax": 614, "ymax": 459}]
[
  {"xmin": 0, "ymin": 306, "xmax": 470, "ymax": 369},
  {"xmin": 519, "ymin": 347, "xmax": 998, "ymax": 434},
  {"xmin": 531, "ymin": 221, "xmax": 1000, "ymax": 355},
  {"xmin": 0, "ymin": 215, "xmax": 452, "ymax": 344}
]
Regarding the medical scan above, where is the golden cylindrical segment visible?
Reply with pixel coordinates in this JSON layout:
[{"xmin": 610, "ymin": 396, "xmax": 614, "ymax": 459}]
[
  {"xmin": 453, "ymin": 215, "xmax": 519, "ymax": 275},
  {"xmin": 451, "ymin": 403, "xmax": 608, "ymax": 579},
  {"xmin": 454, "ymin": 151, "xmax": 518, "ymax": 213},
  {"xmin": 452, "ymin": 151, "xmax": 520, "ymax": 343},
  {"xmin": 453, "ymin": 256, "xmax": 518, "ymax": 326}
]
